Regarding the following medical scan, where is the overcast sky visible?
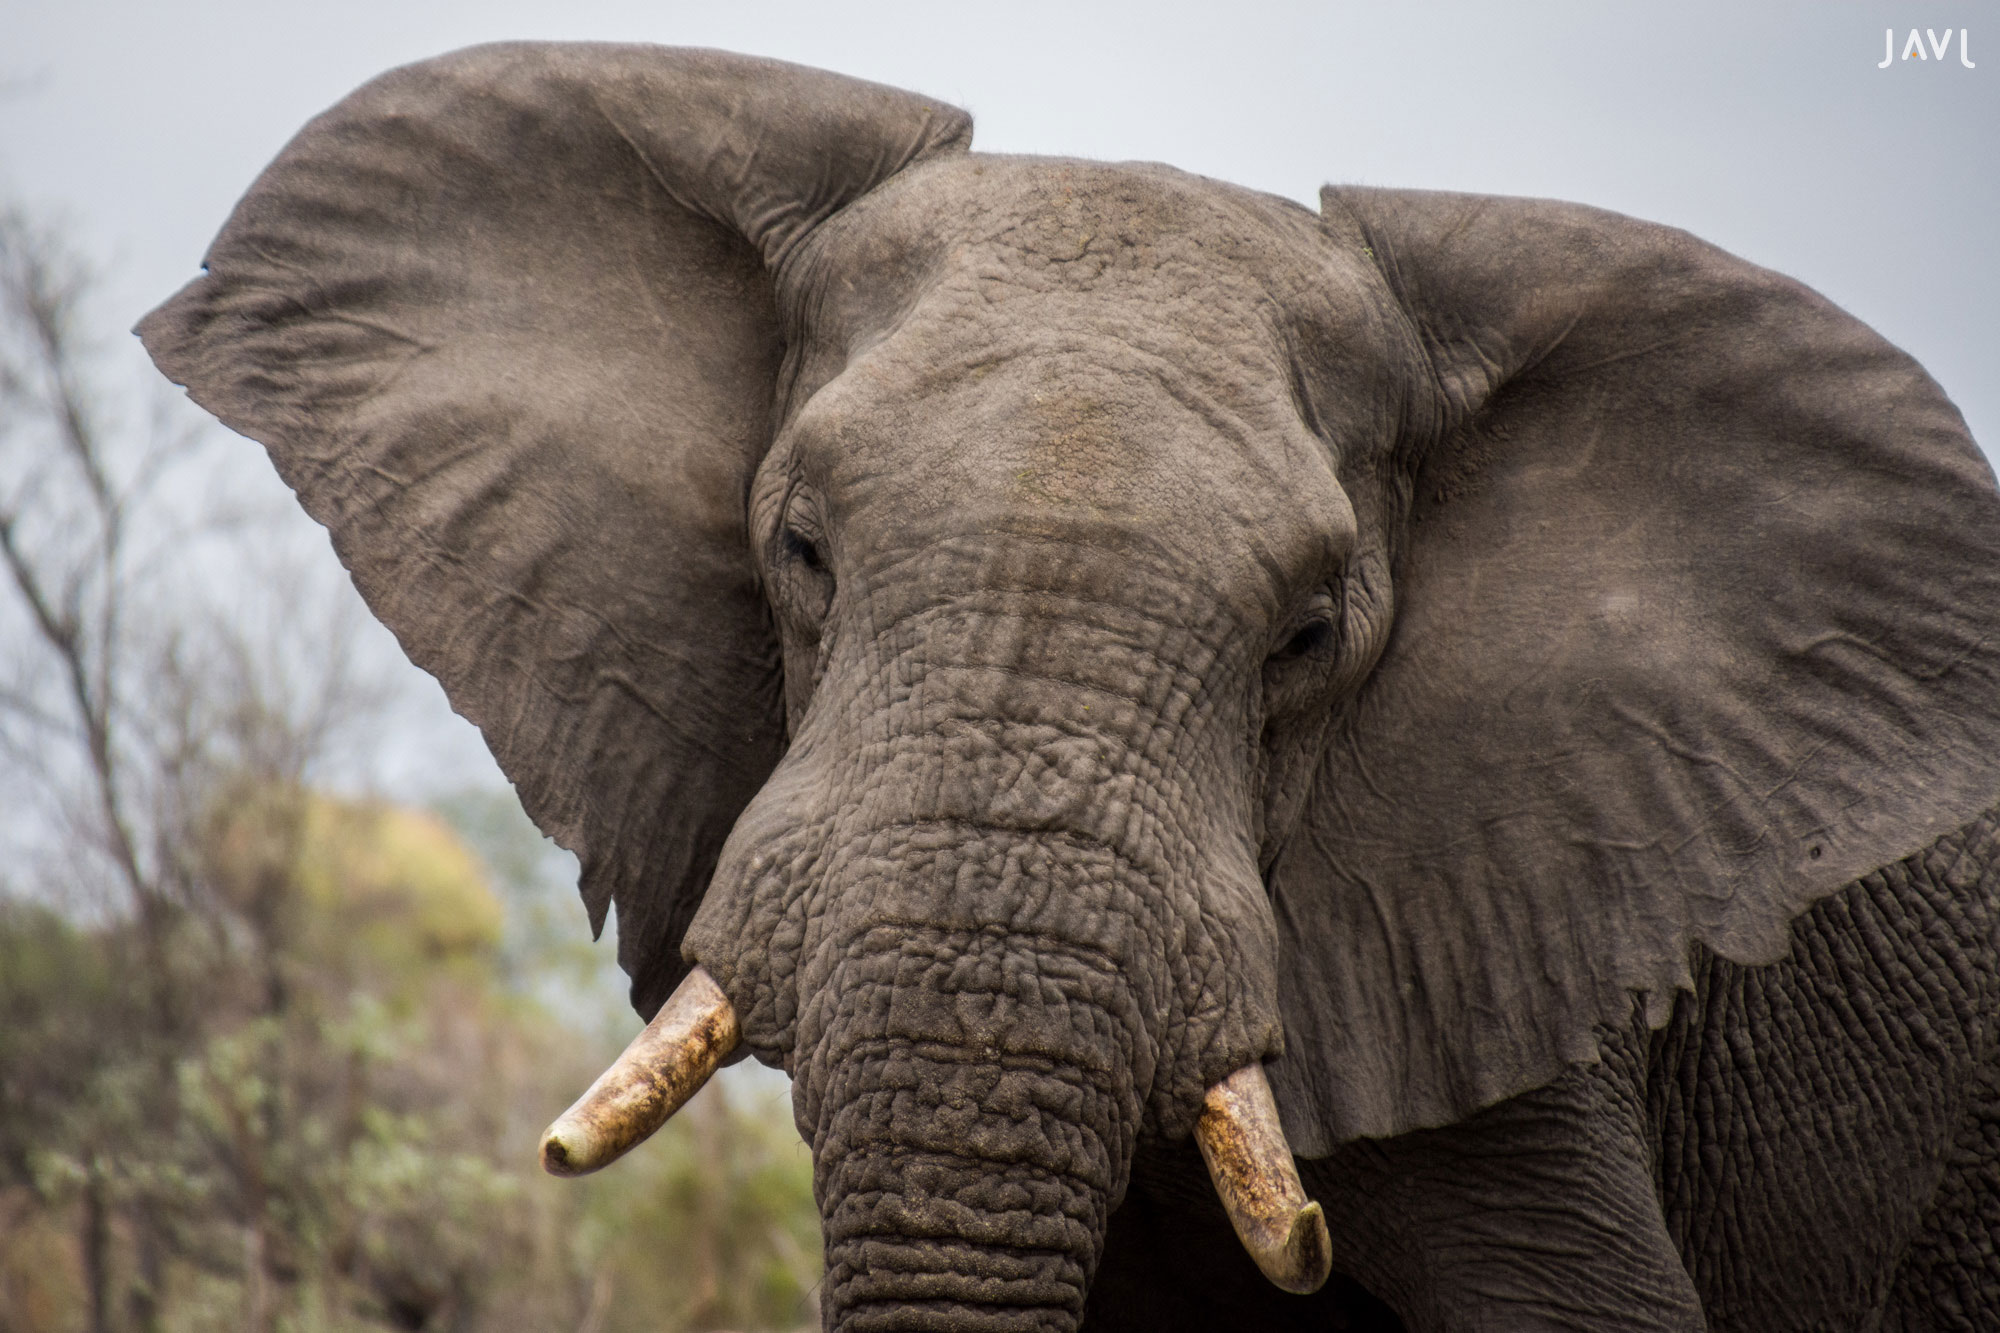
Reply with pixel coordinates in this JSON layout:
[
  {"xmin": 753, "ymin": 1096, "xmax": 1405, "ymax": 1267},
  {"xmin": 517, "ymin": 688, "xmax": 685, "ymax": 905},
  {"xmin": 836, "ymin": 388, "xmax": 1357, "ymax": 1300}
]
[
  {"xmin": 3, "ymin": 0, "xmax": 1995, "ymax": 803},
  {"xmin": 5, "ymin": 0, "xmax": 1994, "ymax": 447}
]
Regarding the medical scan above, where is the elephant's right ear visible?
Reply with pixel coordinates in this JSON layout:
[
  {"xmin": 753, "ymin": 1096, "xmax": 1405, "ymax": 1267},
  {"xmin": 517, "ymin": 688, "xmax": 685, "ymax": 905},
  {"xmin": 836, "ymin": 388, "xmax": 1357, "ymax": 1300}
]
[{"xmin": 137, "ymin": 43, "xmax": 970, "ymax": 1017}]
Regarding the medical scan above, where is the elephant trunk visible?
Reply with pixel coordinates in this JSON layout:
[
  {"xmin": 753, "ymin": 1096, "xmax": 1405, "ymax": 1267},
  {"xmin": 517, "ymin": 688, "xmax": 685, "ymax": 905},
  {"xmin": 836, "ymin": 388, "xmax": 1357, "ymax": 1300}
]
[
  {"xmin": 797, "ymin": 920, "xmax": 1150, "ymax": 1333},
  {"xmin": 815, "ymin": 1051, "xmax": 1114, "ymax": 1331}
]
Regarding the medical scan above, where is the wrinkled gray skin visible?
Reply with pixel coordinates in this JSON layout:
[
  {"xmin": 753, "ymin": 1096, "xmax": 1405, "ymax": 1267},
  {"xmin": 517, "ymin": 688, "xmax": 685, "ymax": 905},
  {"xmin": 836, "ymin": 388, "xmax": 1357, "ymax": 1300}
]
[{"xmin": 140, "ymin": 45, "xmax": 2000, "ymax": 1332}]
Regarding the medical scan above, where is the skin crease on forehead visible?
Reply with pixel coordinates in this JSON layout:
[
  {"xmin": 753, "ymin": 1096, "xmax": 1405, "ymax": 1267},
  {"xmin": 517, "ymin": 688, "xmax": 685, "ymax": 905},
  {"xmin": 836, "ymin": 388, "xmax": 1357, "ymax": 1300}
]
[{"xmin": 760, "ymin": 154, "xmax": 1412, "ymax": 645}]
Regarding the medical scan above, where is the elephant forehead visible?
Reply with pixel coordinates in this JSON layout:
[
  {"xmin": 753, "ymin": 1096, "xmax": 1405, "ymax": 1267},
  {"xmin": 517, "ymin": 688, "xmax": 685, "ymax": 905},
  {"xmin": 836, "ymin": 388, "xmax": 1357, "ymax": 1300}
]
[
  {"xmin": 802, "ymin": 155, "xmax": 1341, "ymax": 391},
  {"xmin": 782, "ymin": 154, "xmax": 1375, "ymax": 567},
  {"xmin": 828, "ymin": 152, "xmax": 1333, "ymax": 291},
  {"xmin": 797, "ymin": 342, "xmax": 1352, "ymax": 606}
]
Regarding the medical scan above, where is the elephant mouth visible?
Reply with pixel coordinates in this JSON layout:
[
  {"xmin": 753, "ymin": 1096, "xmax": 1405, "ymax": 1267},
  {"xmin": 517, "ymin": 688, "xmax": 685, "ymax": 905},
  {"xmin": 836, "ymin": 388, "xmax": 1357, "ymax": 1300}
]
[{"xmin": 540, "ymin": 965, "xmax": 1331, "ymax": 1297}]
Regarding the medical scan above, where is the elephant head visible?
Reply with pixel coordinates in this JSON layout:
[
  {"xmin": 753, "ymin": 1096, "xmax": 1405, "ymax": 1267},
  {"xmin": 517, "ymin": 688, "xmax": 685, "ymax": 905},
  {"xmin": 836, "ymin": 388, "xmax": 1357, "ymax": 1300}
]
[{"xmin": 140, "ymin": 43, "xmax": 2000, "ymax": 1331}]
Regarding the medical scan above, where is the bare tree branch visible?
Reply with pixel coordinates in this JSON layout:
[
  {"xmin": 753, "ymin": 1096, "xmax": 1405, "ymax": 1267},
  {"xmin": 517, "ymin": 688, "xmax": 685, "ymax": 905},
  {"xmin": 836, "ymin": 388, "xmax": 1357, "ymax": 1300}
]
[{"xmin": 0, "ymin": 210, "xmax": 157, "ymax": 915}]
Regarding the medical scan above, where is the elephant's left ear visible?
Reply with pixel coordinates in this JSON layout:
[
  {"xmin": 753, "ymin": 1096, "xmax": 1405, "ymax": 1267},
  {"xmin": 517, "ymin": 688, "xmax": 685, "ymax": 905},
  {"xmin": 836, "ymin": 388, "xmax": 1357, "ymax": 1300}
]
[{"xmin": 1268, "ymin": 186, "xmax": 2000, "ymax": 1154}]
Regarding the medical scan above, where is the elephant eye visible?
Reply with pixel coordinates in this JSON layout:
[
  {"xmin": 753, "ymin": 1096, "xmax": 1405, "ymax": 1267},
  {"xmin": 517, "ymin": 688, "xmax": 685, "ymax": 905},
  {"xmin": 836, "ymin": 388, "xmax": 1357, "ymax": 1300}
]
[
  {"xmin": 1270, "ymin": 585, "xmax": 1342, "ymax": 668},
  {"xmin": 783, "ymin": 525, "xmax": 827, "ymax": 574},
  {"xmin": 1272, "ymin": 619, "xmax": 1335, "ymax": 663},
  {"xmin": 775, "ymin": 517, "xmax": 835, "ymax": 641}
]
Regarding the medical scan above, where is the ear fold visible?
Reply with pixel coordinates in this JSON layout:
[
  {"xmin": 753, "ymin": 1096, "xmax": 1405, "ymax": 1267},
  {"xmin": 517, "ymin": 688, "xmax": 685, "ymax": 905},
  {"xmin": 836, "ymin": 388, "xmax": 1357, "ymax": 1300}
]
[
  {"xmin": 1270, "ymin": 186, "xmax": 2000, "ymax": 1153},
  {"xmin": 137, "ymin": 43, "xmax": 970, "ymax": 1017}
]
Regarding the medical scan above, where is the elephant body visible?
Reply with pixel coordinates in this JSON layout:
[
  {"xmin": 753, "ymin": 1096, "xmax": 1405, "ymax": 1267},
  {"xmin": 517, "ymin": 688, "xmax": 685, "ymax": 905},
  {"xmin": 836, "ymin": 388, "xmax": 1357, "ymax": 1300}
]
[
  {"xmin": 1101, "ymin": 805, "xmax": 2000, "ymax": 1330},
  {"xmin": 139, "ymin": 44, "xmax": 2000, "ymax": 1332}
]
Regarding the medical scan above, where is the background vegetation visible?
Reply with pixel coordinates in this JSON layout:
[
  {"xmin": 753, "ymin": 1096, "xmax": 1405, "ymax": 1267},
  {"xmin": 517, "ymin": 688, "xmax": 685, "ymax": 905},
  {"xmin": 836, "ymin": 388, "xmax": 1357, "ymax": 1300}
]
[{"xmin": 0, "ymin": 207, "xmax": 820, "ymax": 1333}]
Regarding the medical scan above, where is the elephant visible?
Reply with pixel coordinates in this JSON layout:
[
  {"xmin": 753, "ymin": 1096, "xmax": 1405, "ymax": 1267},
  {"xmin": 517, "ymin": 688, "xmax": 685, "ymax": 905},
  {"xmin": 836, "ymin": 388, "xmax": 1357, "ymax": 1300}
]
[{"xmin": 137, "ymin": 42, "xmax": 2000, "ymax": 1332}]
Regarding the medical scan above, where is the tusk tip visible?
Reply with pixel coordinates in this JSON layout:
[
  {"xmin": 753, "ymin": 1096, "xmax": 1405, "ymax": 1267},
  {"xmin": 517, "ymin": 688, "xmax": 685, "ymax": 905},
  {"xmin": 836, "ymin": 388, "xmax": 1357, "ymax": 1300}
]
[
  {"xmin": 539, "ymin": 1123, "xmax": 596, "ymax": 1178},
  {"xmin": 1259, "ymin": 1199, "xmax": 1331, "ymax": 1295}
]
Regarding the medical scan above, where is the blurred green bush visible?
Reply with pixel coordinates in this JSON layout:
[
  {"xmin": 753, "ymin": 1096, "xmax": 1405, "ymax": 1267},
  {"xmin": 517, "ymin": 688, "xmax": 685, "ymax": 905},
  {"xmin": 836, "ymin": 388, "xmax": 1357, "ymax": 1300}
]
[{"xmin": 0, "ymin": 790, "xmax": 819, "ymax": 1333}]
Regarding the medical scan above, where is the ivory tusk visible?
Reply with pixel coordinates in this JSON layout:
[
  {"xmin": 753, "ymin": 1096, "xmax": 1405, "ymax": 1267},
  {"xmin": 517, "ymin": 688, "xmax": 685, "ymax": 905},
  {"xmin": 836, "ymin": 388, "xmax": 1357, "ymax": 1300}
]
[
  {"xmin": 539, "ymin": 965, "xmax": 741, "ymax": 1177},
  {"xmin": 1193, "ymin": 1062, "xmax": 1332, "ymax": 1295}
]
